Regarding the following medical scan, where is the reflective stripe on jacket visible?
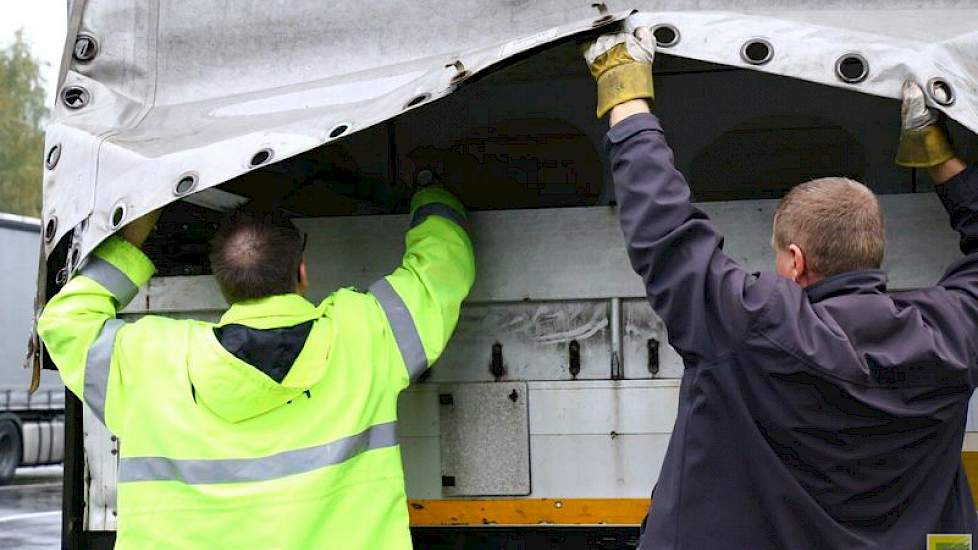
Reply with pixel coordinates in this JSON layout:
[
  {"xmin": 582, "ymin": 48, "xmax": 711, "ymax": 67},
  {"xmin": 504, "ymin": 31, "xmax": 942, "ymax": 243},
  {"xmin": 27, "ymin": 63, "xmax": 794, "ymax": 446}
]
[{"xmin": 38, "ymin": 187, "xmax": 475, "ymax": 549}]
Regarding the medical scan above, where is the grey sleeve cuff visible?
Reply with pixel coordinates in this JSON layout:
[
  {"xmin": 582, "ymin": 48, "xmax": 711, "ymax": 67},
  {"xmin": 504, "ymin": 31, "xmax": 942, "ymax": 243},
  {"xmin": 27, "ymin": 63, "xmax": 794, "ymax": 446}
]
[
  {"xmin": 77, "ymin": 256, "xmax": 140, "ymax": 308},
  {"xmin": 410, "ymin": 201, "xmax": 468, "ymax": 230}
]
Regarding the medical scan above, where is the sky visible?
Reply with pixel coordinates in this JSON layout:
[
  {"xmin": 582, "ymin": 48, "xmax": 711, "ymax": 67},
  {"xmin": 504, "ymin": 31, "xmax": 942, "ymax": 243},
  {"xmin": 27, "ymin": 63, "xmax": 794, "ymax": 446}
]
[{"xmin": 1, "ymin": 1, "xmax": 69, "ymax": 106}]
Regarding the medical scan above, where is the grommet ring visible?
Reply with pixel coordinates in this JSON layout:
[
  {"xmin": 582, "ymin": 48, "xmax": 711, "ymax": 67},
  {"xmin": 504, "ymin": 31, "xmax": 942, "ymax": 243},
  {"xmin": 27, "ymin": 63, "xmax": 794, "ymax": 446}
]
[
  {"xmin": 835, "ymin": 53, "xmax": 869, "ymax": 84},
  {"xmin": 73, "ymin": 34, "xmax": 99, "ymax": 63},
  {"xmin": 45, "ymin": 144, "xmax": 62, "ymax": 170},
  {"xmin": 61, "ymin": 86, "xmax": 90, "ymax": 110},
  {"xmin": 110, "ymin": 203, "xmax": 127, "ymax": 229},
  {"xmin": 446, "ymin": 60, "xmax": 470, "ymax": 85},
  {"xmin": 741, "ymin": 39, "xmax": 774, "ymax": 65},
  {"xmin": 69, "ymin": 246, "xmax": 81, "ymax": 271},
  {"xmin": 173, "ymin": 173, "xmax": 199, "ymax": 196},
  {"xmin": 927, "ymin": 77, "xmax": 955, "ymax": 106},
  {"xmin": 44, "ymin": 216, "xmax": 57, "ymax": 243},
  {"xmin": 404, "ymin": 94, "xmax": 430, "ymax": 110},
  {"xmin": 327, "ymin": 124, "xmax": 351, "ymax": 139},
  {"xmin": 249, "ymin": 148, "xmax": 273, "ymax": 167},
  {"xmin": 652, "ymin": 24, "xmax": 680, "ymax": 48}
]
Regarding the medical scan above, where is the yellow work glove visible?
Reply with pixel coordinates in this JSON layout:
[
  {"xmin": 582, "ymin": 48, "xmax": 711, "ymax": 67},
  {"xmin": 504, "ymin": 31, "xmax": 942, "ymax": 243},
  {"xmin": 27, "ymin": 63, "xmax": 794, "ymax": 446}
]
[
  {"xmin": 582, "ymin": 28, "xmax": 656, "ymax": 118},
  {"xmin": 895, "ymin": 79, "xmax": 955, "ymax": 168}
]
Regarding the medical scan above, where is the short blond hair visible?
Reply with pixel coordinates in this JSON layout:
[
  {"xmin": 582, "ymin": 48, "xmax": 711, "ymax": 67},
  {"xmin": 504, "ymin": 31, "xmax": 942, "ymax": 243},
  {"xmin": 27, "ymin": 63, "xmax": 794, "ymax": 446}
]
[{"xmin": 773, "ymin": 177, "xmax": 885, "ymax": 277}]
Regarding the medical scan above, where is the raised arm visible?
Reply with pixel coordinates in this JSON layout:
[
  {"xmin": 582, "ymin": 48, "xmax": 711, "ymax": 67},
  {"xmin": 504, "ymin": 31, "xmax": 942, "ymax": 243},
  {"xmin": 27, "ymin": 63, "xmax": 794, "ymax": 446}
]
[
  {"xmin": 934, "ymin": 164, "xmax": 978, "ymax": 297},
  {"xmin": 895, "ymin": 81, "xmax": 978, "ymax": 310},
  {"xmin": 368, "ymin": 187, "xmax": 476, "ymax": 386},
  {"xmin": 606, "ymin": 104, "xmax": 775, "ymax": 358},
  {"xmin": 584, "ymin": 30, "xmax": 775, "ymax": 360},
  {"xmin": 37, "ymin": 211, "xmax": 160, "ymax": 433}
]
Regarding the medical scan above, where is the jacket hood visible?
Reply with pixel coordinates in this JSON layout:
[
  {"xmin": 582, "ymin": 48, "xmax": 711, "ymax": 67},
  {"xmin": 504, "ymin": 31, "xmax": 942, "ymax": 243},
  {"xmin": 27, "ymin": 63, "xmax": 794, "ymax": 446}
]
[{"xmin": 188, "ymin": 294, "xmax": 333, "ymax": 423}]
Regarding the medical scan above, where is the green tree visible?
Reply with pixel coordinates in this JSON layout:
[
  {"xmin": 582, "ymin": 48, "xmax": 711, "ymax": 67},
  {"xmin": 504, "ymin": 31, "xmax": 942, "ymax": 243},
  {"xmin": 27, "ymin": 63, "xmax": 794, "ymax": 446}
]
[{"xmin": 0, "ymin": 29, "xmax": 47, "ymax": 217}]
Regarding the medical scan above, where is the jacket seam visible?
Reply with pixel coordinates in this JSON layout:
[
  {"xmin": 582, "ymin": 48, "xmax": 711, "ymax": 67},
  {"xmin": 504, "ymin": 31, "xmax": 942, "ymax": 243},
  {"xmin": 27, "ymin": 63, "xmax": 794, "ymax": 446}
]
[
  {"xmin": 933, "ymin": 285, "xmax": 978, "ymax": 386},
  {"xmin": 717, "ymin": 272, "xmax": 774, "ymax": 361},
  {"xmin": 675, "ymin": 367, "xmax": 693, "ymax": 550},
  {"xmin": 750, "ymin": 325, "xmax": 966, "ymax": 390}
]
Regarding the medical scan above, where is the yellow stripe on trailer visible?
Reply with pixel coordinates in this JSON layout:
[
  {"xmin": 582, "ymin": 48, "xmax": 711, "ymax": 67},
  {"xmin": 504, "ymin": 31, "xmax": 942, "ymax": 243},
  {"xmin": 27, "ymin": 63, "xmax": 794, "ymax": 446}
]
[
  {"xmin": 409, "ymin": 498, "xmax": 651, "ymax": 526},
  {"xmin": 410, "ymin": 452, "xmax": 978, "ymax": 527},
  {"xmin": 962, "ymin": 451, "xmax": 978, "ymax": 507}
]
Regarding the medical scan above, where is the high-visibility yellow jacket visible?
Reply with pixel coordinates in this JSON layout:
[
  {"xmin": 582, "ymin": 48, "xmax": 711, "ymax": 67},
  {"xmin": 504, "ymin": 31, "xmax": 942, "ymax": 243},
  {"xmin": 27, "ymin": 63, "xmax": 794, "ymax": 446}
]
[{"xmin": 38, "ymin": 188, "xmax": 475, "ymax": 549}]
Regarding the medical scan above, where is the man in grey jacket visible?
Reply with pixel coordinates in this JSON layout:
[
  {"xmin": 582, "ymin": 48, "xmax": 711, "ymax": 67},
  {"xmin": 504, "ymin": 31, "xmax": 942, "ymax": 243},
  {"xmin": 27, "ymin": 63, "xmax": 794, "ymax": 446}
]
[{"xmin": 584, "ymin": 29, "xmax": 977, "ymax": 549}]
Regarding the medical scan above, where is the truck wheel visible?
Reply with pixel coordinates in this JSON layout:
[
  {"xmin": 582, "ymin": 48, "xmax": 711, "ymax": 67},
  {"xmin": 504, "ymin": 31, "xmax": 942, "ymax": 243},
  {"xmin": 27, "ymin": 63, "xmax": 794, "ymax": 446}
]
[{"xmin": 0, "ymin": 420, "xmax": 21, "ymax": 484}]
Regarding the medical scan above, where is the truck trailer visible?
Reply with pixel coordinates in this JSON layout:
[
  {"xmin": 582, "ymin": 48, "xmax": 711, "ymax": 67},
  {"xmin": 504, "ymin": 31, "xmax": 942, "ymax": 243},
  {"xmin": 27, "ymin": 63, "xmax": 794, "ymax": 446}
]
[
  {"xmin": 0, "ymin": 214, "xmax": 64, "ymax": 482},
  {"xmin": 33, "ymin": 1, "xmax": 978, "ymax": 547}
]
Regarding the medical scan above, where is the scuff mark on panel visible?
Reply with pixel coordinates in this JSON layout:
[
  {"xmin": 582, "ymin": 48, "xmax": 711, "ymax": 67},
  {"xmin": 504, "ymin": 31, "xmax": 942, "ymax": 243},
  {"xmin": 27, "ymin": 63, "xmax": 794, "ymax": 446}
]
[{"xmin": 471, "ymin": 302, "xmax": 608, "ymax": 345}]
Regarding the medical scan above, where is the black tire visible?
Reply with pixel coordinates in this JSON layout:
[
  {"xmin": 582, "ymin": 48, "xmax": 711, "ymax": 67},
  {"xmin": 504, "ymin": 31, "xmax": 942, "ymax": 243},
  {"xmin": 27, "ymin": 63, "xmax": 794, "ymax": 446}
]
[{"xmin": 0, "ymin": 420, "xmax": 21, "ymax": 484}]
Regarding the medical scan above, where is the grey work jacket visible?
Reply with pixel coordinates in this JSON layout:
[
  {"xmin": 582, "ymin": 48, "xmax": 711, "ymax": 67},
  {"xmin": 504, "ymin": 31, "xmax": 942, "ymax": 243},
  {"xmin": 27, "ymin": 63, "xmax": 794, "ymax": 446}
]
[{"xmin": 607, "ymin": 113, "xmax": 978, "ymax": 550}]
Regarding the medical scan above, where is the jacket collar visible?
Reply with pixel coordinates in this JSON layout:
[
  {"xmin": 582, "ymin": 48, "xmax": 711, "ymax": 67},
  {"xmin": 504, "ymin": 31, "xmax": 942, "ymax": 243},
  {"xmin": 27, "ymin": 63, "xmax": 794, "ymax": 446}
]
[
  {"xmin": 804, "ymin": 269, "xmax": 888, "ymax": 303},
  {"xmin": 218, "ymin": 293, "xmax": 319, "ymax": 329}
]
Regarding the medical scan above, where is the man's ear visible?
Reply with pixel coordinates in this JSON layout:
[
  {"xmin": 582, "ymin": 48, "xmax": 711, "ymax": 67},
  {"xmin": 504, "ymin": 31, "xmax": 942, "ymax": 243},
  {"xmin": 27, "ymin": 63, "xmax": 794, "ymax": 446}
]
[
  {"xmin": 788, "ymin": 244, "xmax": 807, "ymax": 284},
  {"xmin": 296, "ymin": 260, "xmax": 309, "ymax": 294}
]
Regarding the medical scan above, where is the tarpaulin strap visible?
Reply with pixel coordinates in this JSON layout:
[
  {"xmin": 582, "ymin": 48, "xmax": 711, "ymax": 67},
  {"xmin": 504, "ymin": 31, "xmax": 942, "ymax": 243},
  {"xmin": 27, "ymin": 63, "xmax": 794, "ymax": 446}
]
[{"xmin": 118, "ymin": 421, "xmax": 398, "ymax": 484}]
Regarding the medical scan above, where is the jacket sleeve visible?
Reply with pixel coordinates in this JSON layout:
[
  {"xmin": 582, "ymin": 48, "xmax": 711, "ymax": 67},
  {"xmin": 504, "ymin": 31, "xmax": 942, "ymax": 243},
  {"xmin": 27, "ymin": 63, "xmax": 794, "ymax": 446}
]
[
  {"xmin": 37, "ymin": 235, "xmax": 155, "ymax": 434},
  {"xmin": 935, "ymin": 164, "xmax": 978, "ymax": 323},
  {"xmin": 606, "ymin": 113, "xmax": 776, "ymax": 361},
  {"xmin": 369, "ymin": 187, "xmax": 476, "ymax": 387}
]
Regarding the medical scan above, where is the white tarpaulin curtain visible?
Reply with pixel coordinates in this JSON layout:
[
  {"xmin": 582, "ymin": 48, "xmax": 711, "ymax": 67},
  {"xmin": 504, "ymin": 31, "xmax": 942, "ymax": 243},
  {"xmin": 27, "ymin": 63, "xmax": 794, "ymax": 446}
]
[{"xmin": 42, "ymin": 1, "xmax": 978, "ymax": 271}]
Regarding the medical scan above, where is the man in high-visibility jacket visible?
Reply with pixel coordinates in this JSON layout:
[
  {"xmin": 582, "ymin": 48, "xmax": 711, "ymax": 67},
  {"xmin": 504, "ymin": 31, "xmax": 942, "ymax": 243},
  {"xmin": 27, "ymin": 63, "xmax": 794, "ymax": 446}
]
[{"xmin": 38, "ymin": 184, "xmax": 475, "ymax": 549}]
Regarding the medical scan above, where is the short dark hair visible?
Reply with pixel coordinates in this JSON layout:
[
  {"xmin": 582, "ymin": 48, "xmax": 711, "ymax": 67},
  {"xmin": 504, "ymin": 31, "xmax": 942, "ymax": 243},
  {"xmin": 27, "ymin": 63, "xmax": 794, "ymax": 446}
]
[
  {"xmin": 209, "ymin": 209, "xmax": 303, "ymax": 304},
  {"xmin": 773, "ymin": 177, "xmax": 885, "ymax": 277}
]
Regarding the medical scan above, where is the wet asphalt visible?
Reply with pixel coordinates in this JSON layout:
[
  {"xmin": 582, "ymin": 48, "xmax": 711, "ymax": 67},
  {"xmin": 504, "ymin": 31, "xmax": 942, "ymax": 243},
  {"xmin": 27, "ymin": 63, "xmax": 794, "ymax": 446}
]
[{"xmin": 0, "ymin": 466, "xmax": 62, "ymax": 550}]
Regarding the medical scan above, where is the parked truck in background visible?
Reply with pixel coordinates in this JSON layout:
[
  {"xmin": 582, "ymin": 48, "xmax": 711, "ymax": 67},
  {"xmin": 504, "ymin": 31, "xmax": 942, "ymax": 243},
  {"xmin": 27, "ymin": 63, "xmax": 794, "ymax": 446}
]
[{"xmin": 0, "ymin": 214, "xmax": 64, "ymax": 483}]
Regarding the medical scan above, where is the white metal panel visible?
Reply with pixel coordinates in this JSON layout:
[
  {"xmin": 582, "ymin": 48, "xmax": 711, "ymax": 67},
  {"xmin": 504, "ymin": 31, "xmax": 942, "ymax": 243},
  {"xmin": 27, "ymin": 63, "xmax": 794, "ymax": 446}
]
[
  {"xmin": 396, "ymin": 380, "xmax": 680, "ymax": 498},
  {"xmin": 622, "ymin": 300, "xmax": 685, "ymax": 380},
  {"xmin": 296, "ymin": 193, "xmax": 964, "ymax": 299},
  {"xmin": 526, "ymin": 380, "xmax": 677, "ymax": 497},
  {"xmin": 400, "ymin": 436, "xmax": 443, "ymax": 500},
  {"xmin": 125, "ymin": 276, "xmax": 225, "ymax": 314},
  {"xmin": 439, "ymin": 382, "xmax": 531, "ymax": 496},
  {"xmin": 82, "ymin": 406, "xmax": 118, "ymax": 531},
  {"xmin": 121, "ymin": 195, "xmax": 965, "ymax": 312},
  {"xmin": 430, "ymin": 301, "xmax": 613, "ymax": 382},
  {"xmin": 528, "ymin": 380, "xmax": 680, "ymax": 435},
  {"xmin": 398, "ymin": 386, "xmax": 442, "ymax": 499},
  {"xmin": 399, "ymin": 386, "xmax": 441, "ymax": 438},
  {"xmin": 529, "ymin": 434, "xmax": 667, "ymax": 498}
]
